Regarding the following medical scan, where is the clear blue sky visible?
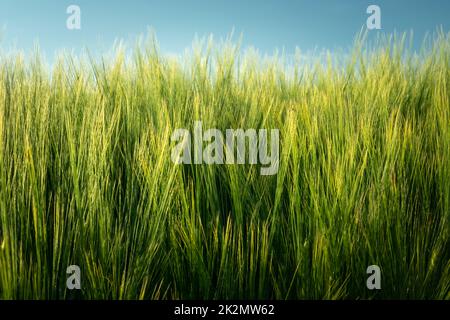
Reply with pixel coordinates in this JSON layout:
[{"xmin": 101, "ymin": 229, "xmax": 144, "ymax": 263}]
[{"xmin": 1, "ymin": 0, "xmax": 449, "ymax": 58}]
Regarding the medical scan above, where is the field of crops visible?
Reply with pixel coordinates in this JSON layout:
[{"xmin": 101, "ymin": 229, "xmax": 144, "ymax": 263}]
[{"xmin": 0, "ymin": 33, "xmax": 449, "ymax": 299}]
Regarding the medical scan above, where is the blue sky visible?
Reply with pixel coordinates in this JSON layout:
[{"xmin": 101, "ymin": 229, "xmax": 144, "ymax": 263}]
[{"xmin": 1, "ymin": 0, "xmax": 449, "ymax": 58}]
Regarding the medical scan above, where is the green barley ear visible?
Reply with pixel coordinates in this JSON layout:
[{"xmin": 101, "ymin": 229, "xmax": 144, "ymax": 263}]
[{"xmin": 0, "ymin": 31, "xmax": 449, "ymax": 299}]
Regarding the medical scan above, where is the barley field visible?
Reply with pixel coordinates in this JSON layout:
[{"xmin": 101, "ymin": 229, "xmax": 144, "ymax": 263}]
[{"xmin": 0, "ymin": 32, "xmax": 449, "ymax": 299}]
